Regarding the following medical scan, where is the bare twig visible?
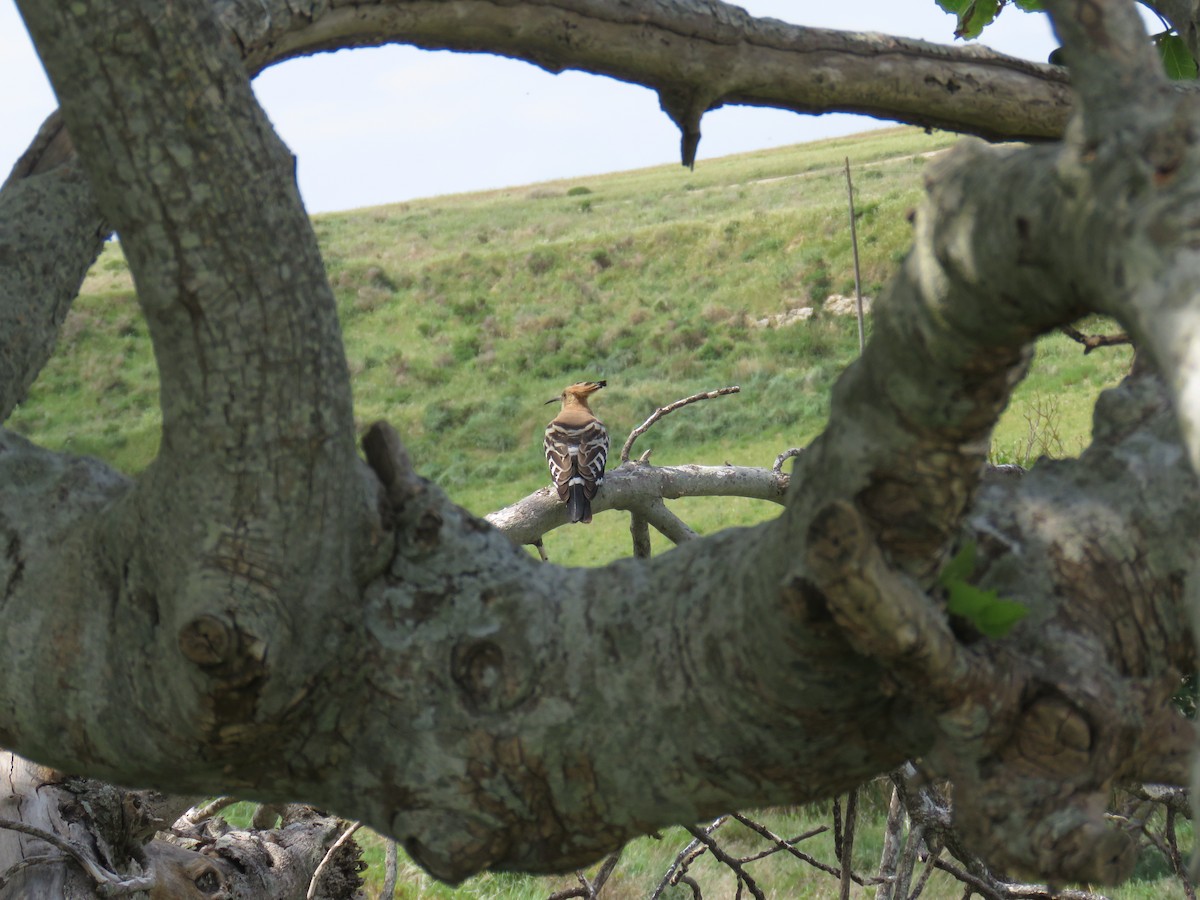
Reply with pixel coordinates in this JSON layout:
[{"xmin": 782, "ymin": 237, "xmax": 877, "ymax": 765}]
[
  {"xmin": 1060, "ymin": 324, "xmax": 1132, "ymax": 354},
  {"xmin": 845, "ymin": 157, "xmax": 866, "ymax": 355},
  {"xmin": 651, "ymin": 816, "xmax": 727, "ymax": 900},
  {"xmin": 729, "ymin": 814, "xmax": 833, "ymax": 870},
  {"xmin": 908, "ymin": 845, "xmax": 942, "ymax": 900},
  {"xmin": 772, "ymin": 448, "xmax": 803, "ymax": 474},
  {"xmin": 306, "ymin": 820, "xmax": 361, "ymax": 900},
  {"xmin": 684, "ymin": 824, "xmax": 766, "ymax": 900},
  {"xmin": 0, "ymin": 817, "xmax": 156, "ymax": 895},
  {"xmin": 620, "ymin": 387, "xmax": 740, "ymax": 464}
]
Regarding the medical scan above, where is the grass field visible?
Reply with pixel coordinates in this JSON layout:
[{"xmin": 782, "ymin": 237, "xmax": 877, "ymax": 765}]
[{"xmin": 5, "ymin": 125, "xmax": 1151, "ymax": 896}]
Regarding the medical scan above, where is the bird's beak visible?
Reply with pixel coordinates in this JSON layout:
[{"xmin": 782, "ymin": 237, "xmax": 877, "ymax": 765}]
[{"xmin": 544, "ymin": 397, "xmax": 558, "ymax": 405}]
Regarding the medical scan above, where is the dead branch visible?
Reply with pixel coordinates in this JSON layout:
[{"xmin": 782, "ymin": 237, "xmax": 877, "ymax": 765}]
[
  {"xmin": 487, "ymin": 462, "xmax": 786, "ymax": 546},
  {"xmin": 1060, "ymin": 324, "xmax": 1133, "ymax": 354},
  {"xmin": 728, "ymin": 814, "xmax": 832, "ymax": 870},
  {"xmin": 895, "ymin": 765, "xmax": 1117, "ymax": 900},
  {"xmin": 0, "ymin": 816, "xmax": 156, "ymax": 895},
  {"xmin": 908, "ymin": 846, "xmax": 942, "ymax": 900},
  {"xmin": 651, "ymin": 816, "xmax": 727, "ymax": 900},
  {"xmin": 772, "ymin": 448, "xmax": 803, "ymax": 474},
  {"xmin": 933, "ymin": 858, "xmax": 1005, "ymax": 900},
  {"xmin": 620, "ymin": 387, "xmax": 741, "ymax": 464},
  {"xmin": 307, "ymin": 820, "xmax": 360, "ymax": 900},
  {"xmin": 683, "ymin": 824, "xmax": 766, "ymax": 900}
]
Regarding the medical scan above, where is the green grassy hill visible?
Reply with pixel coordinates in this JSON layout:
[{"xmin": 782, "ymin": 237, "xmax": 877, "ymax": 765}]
[
  {"xmin": 2, "ymin": 125, "xmax": 1157, "ymax": 896},
  {"xmin": 6, "ymin": 125, "xmax": 1131, "ymax": 569}
]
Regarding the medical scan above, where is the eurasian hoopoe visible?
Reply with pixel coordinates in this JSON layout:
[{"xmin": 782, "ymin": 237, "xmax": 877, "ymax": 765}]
[{"xmin": 544, "ymin": 380, "xmax": 609, "ymax": 524}]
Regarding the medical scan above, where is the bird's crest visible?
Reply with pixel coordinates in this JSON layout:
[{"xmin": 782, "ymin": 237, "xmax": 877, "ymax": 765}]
[{"xmin": 546, "ymin": 380, "xmax": 606, "ymax": 407}]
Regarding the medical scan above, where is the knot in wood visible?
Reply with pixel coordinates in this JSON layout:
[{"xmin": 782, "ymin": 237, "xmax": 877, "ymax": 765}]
[
  {"xmin": 178, "ymin": 615, "xmax": 232, "ymax": 666},
  {"xmin": 1013, "ymin": 694, "xmax": 1092, "ymax": 777},
  {"xmin": 451, "ymin": 639, "xmax": 531, "ymax": 713}
]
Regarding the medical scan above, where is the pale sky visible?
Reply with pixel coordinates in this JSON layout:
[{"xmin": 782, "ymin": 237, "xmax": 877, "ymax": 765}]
[{"xmin": 3, "ymin": 1, "xmax": 1062, "ymax": 214}]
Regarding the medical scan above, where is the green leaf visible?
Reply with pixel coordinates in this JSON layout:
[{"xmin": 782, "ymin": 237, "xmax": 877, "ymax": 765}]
[
  {"xmin": 953, "ymin": 0, "xmax": 1001, "ymax": 39},
  {"xmin": 938, "ymin": 542, "xmax": 977, "ymax": 587},
  {"xmin": 939, "ymin": 540, "xmax": 1028, "ymax": 637},
  {"xmin": 945, "ymin": 582, "xmax": 1028, "ymax": 637},
  {"xmin": 945, "ymin": 581, "xmax": 994, "ymax": 619},
  {"xmin": 976, "ymin": 599, "xmax": 1031, "ymax": 637},
  {"xmin": 934, "ymin": 0, "xmax": 970, "ymax": 13},
  {"xmin": 1157, "ymin": 34, "xmax": 1198, "ymax": 80},
  {"xmin": 1013, "ymin": 0, "xmax": 1043, "ymax": 10}
]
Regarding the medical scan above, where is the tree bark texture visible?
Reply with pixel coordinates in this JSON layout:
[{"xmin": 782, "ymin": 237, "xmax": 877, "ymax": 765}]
[{"xmin": 2, "ymin": 0, "xmax": 1198, "ymax": 892}]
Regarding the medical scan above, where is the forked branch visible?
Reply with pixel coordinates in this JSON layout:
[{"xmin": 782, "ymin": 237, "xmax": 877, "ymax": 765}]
[{"xmin": 620, "ymin": 387, "xmax": 741, "ymax": 464}]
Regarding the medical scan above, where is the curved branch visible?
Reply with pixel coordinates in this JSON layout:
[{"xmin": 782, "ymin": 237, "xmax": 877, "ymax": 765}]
[
  {"xmin": 773, "ymin": 448, "xmax": 804, "ymax": 474},
  {"xmin": 307, "ymin": 821, "xmax": 361, "ymax": 900},
  {"xmin": 620, "ymin": 387, "xmax": 741, "ymax": 464},
  {"xmin": 231, "ymin": 0, "xmax": 1074, "ymax": 143}
]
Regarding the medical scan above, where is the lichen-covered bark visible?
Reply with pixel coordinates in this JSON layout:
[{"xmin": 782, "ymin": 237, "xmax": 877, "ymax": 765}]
[
  {"xmin": 0, "ymin": 115, "xmax": 106, "ymax": 421},
  {"xmin": 2, "ymin": 0, "xmax": 1199, "ymax": 892}
]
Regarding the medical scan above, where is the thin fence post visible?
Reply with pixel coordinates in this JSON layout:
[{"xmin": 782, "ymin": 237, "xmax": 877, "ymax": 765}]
[{"xmin": 845, "ymin": 156, "xmax": 866, "ymax": 355}]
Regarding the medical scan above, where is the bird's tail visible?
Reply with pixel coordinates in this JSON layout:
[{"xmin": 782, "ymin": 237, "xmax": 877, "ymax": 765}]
[{"xmin": 566, "ymin": 484, "xmax": 592, "ymax": 524}]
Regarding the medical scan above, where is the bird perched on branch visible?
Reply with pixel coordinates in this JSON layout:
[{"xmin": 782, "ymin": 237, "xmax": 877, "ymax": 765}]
[{"xmin": 544, "ymin": 380, "xmax": 609, "ymax": 524}]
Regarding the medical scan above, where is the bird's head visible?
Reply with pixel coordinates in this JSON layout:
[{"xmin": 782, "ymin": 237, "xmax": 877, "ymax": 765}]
[{"xmin": 546, "ymin": 380, "xmax": 607, "ymax": 405}]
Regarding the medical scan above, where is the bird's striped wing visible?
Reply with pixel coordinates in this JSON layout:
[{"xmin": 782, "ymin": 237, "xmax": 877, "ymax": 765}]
[
  {"xmin": 544, "ymin": 418, "xmax": 609, "ymax": 500},
  {"xmin": 574, "ymin": 420, "xmax": 609, "ymax": 499}
]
